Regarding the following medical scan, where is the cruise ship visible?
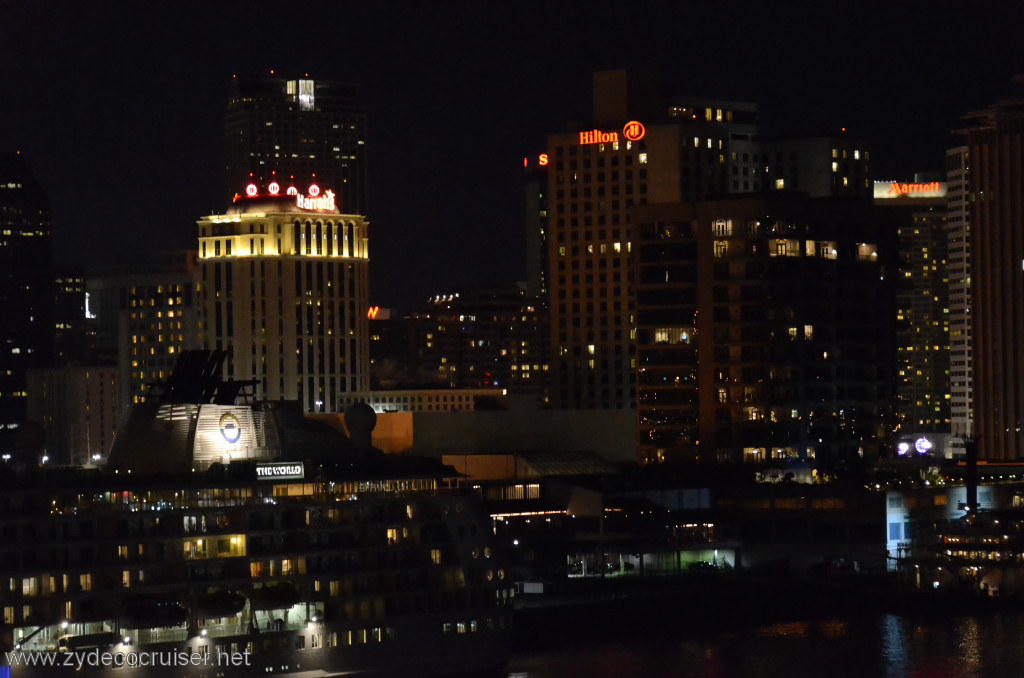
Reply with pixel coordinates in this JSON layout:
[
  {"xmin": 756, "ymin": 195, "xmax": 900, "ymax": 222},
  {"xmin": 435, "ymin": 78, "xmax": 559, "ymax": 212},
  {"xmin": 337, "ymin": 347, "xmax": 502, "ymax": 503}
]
[{"xmin": 1, "ymin": 351, "xmax": 512, "ymax": 676}]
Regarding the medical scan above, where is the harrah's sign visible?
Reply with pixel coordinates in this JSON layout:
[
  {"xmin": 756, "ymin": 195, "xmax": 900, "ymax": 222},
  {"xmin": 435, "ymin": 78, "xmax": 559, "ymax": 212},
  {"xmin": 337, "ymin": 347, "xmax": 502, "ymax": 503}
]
[
  {"xmin": 296, "ymin": 189, "xmax": 336, "ymax": 211},
  {"xmin": 579, "ymin": 120, "xmax": 646, "ymax": 146},
  {"xmin": 238, "ymin": 182, "xmax": 338, "ymax": 211}
]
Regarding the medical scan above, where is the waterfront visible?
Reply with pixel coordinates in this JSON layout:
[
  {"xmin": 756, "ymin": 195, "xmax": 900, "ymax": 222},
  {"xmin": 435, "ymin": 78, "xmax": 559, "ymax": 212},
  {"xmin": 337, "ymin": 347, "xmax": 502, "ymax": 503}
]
[{"xmin": 508, "ymin": 613, "xmax": 1024, "ymax": 678}]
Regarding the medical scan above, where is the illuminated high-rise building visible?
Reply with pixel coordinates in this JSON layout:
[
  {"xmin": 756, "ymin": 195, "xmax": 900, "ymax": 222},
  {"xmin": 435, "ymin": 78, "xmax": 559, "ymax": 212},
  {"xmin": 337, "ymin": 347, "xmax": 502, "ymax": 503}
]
[
  {"xmin": 417, "ymin": 285, "xmax": 548, "ymax": 395},
  {"xmin": 634, "ymin": 195, "xmax": 893, "ymax": 465},
  {"xmin": 873, "ymin": 178, "xmax": 950, "ymax": 444},
  {"xmin": 544, "ymin": 70, "xmax": 758, "ymax": 410},
  {"xmin": 961, "ymin": 86, "xmax": 1024, "ymax": 460},
  {"xmin": 224, "ymin": 76, "xmax": 368, "ymax": 215},
  {"xmin": 197, "ymin": 182, "xmax": 370, "ymax": 413},
  {"xmin": 88, "ymin": 251, "xmax": 202, "ymax": 412},
  {"xmin": 0, "ymin": 152, "xmax": 53, "ymax": 452}
]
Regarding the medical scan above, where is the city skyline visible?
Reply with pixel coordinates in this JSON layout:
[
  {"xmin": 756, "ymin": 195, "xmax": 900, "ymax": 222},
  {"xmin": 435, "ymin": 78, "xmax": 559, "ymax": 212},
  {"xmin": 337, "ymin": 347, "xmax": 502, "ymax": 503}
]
[{"xmin": 1, "ymin": 1, "xmax": 1021, "ymax": 311}]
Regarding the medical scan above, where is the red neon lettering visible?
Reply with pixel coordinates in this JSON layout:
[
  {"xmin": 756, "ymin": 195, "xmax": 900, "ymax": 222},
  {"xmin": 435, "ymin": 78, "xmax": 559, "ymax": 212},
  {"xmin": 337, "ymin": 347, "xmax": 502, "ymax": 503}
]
[
  {"xmin": 578, "ymin": 130, "xmax": 620, "ymax": 145},
  {"xmin": 886, "ymin": 181, "xmax": 941, "ymax": 197},
  {"xmin": 623, "ymin": 120, "xmax": 645, "ymax": 141},
  {"xmin": 367, "ymin": 306, "xmax": 380, "ymax": 319},
  {"xmin": 539, "ymin": 154, "xmax": 549, "ymax": 166}
]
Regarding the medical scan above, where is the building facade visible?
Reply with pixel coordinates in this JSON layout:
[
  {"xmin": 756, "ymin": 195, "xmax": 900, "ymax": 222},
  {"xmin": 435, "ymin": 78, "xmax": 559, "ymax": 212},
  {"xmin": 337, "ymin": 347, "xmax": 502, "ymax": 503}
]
[
  {"xmin": 87, "ymin": 252, "xmax": 202, "ymax": 412},
  {"xmin": 962, "ymin": 89, "xmax": 1024, "ymax": 460},
  {"xmin": 197, "ymin": 183, "xmax": 370, "ymax": 413},
  {"xmin": 873, "ymin": 179, "xmax": 950, "ymax": 441},
  {"xmin": 224, "ymin": 76, "xmax": 368, "ymax": 216},
  {"xmin": 541, "ymin": 71, "xmax": 873, "ymax": 416},
  {"xmin": 416, "ymin": 286, "xmax": 548, "ymax": 396},
  {"xmin": 544, "ymin": 70, "xmax": 759, "ymax": 410},
  {"xmin": 634, "ymin": 195, "xmax": 894, "ymax": 465},
  {"xmin": 946, "ymin": 146, "xmax": 972, "ymax": 447},
  {"xmin": 26, "ymin": 366, "xmax": 119, "ymax": 466},
  {"xmin": 0, "ymin": 153, "xmax": 53, "ymax": 453}
]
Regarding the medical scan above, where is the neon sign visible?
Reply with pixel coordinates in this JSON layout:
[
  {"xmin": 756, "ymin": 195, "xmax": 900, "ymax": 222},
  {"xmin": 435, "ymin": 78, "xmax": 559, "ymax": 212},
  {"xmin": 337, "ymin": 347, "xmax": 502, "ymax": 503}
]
[
  {"xmin": 234, "ymin": 182, "xmax": 337, "ymax": 211},
  {"xmin": 623, "ymin": 120, "xmax": 645, "ymax": 141},
  {"xmin": 579, "ymin": 129, "xmax": 619, "ymax": 145},
  {"xmin": 523, "ymin": 153, "xmax": 550, "ymax": 169},
  {"xmin": 367, "ymin": 306, "xmax": 380, "ymax": 319},
  {"xmin": 579, "ymin": 121, "xmax": 646, "ymax": 146},
  {"xmin": 296, "ymin": 189, "xmax": 335, "ymax": 211},
  {"xmin": 256, "ymin": 462, "xmax": 304, "ymax": 480},
  {"xmin": 873, "ymin": 181, "xmax": 947, "ymax": 200}
]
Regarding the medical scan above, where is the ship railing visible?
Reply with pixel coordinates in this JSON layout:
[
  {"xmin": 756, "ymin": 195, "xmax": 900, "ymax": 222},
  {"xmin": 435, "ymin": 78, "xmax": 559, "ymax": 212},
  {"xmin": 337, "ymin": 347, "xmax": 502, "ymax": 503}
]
[{"xmin": 135, "ymin": 619, "xmax": 307, "ymax": 646}]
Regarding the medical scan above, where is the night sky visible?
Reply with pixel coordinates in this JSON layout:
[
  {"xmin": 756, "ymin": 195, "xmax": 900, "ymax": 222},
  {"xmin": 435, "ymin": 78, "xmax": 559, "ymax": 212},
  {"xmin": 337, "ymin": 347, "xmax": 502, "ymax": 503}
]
[{"xmin": 1, "ymin": 0, "xmax": 1020, "ymax": 311}]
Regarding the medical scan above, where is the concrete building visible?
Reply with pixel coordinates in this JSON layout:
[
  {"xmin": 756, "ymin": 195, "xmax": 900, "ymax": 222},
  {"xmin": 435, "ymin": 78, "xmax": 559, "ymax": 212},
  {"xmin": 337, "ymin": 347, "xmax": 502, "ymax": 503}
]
[
  {"xmin": 873, "ymin": 178, "xmax": 950, "ymax": 448},
  {"xmin": 0, "ymin": 153, "xmax": 53, "ymax": 453},
  {"xmin": 761, "ymin": 135, "xmax": 871, "ymax": 198},
  {"xmin": 197, "ymin": 182, "xmax": 370, "ymax": 413},
  {"xmin": 26, "ymin": 366, "xmax": 119, "ymax": 466},
  {"xmin": 634, "ymin": 194, "xmax": 894, "ymax": 465},
  {"xmin": 87, "ymin": 252, "xmax": 201, "ymax": 412},
  {"xmin": 961, "ymin": 85, "xmax": 1024, "ymax": 460},
  {"xmin": 946, "ymin": 146, "xmax": 972, "ymax": 450},
  {"xmin": 544, "ymin": 70, "xmax": 759, "ymax": 410}
]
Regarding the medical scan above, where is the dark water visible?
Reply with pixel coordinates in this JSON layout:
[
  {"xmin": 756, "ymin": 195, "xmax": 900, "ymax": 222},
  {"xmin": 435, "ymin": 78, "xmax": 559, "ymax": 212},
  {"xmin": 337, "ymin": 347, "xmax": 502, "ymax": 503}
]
[{"xmin": 506, "ymin": 613, "xmax": 1024, "ymax": 678}]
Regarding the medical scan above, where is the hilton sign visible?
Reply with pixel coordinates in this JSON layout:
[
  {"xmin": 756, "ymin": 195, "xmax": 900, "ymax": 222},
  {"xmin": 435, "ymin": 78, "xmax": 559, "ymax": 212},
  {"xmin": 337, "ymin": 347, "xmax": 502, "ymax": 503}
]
[{"xmin": 578, "ymin": 120, "xmax": 646, "ymax": 146}]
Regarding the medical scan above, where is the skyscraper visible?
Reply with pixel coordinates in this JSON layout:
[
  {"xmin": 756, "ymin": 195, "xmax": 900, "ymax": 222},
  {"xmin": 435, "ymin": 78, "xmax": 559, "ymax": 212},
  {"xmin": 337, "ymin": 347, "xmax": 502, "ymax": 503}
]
[
  {"xmin": 962, "ymin": 85, "xmax": 1024, "ymax": 460},
  {"xmin": 224, "ymin": 76, "xmax": 368, "ymax": 216},
  {"xmin": 197, "ymin": 181, "xmax": 370, "ymax": 413},
  {"xmin": 544, "ymin": 70, "xmax": 758, "ymax": 410},
  {"xmin": 88, "ymin": 252, "xmax": 202, "ymax": 412},
  {"xmin": 634, "ymin": 195, "xmax": 893, "ymax": 465},
  {"xmin": 946, "ymin": 146, "xmax": 972, "ymax": 447},
  {"xmin": 0, "ymin": 152, "xmax": 53, "ymax": 453},
  {"xmin": 873, "ymin": 178, "xmax": 950, "ymax": 442}
]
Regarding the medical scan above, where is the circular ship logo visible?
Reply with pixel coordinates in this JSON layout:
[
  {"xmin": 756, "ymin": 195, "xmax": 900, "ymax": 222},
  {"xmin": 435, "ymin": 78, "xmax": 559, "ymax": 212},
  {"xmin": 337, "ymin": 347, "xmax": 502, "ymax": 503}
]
[{"xmin": 219, "ymin": 413, "xmax": 242, "ymax": 444}]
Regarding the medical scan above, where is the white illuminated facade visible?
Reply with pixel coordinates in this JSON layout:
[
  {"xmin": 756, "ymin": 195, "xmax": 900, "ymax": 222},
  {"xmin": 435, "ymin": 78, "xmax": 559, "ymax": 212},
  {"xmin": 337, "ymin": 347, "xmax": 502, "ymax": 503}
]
[{"xmin": 198, "ymin": 185, "xmax": 370, "ymax": 413}]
